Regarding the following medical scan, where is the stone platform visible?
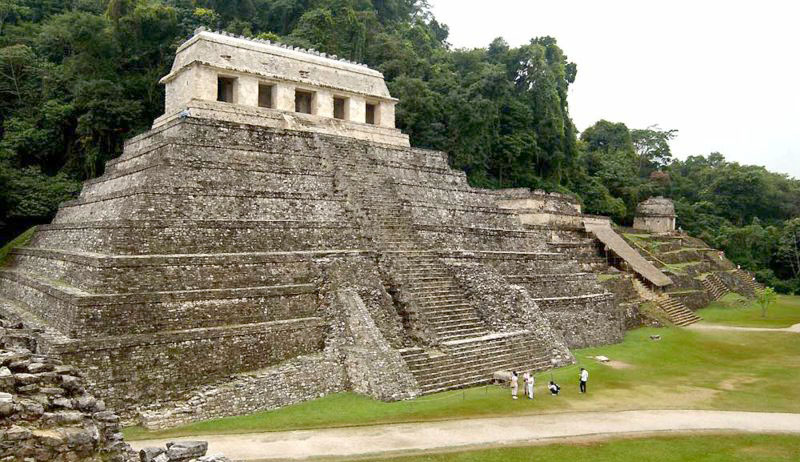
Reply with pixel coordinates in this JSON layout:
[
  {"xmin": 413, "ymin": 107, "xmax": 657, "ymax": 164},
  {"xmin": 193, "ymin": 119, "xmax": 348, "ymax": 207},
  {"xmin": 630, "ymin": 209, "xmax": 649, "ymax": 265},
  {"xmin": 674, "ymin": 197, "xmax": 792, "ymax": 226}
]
[{"xmin": 0, "ymin": 118, "xmax": 626, "ymax": 425}]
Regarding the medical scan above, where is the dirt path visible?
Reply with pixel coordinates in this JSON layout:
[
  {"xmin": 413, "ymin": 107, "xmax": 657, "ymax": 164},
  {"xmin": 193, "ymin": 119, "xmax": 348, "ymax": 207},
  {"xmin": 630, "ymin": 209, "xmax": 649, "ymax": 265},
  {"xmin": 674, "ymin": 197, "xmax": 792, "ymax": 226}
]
[
  {"xmin": 689, "ymin": 322, "xmax": 800, "ymax": 333},
  {"xmin": 130, "ymin": 410, "xmax": 800, "ymax": 461}
]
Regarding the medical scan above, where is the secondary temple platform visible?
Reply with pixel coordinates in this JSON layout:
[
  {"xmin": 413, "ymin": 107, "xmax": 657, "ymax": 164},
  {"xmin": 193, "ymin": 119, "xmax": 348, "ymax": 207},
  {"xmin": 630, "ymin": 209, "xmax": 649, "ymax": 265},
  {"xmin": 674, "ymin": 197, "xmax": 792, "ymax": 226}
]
[{"xmin": 0, "ymin": 29, "xmax": 635, "ymax": 427}]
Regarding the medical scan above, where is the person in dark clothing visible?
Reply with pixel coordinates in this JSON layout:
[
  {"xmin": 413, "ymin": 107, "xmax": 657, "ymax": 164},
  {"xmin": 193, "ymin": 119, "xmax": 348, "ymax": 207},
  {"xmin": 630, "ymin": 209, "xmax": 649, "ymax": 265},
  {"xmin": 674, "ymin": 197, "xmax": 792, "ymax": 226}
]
[{"xmin": 548, "ymin": 381, "xmax": 560, "ymax": 396}]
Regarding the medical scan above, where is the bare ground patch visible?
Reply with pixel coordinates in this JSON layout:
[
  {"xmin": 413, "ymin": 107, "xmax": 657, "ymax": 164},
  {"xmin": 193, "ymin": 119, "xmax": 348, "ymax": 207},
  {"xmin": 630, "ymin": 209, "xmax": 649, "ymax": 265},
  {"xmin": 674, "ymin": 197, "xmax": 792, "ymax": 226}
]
[
  {"xmin": 718, "ymin": 375, "xmax": 760, "ymax": 391},
  {"xmin": 604, "ymin": 360, "xmax": 633, "ymax": 369}
]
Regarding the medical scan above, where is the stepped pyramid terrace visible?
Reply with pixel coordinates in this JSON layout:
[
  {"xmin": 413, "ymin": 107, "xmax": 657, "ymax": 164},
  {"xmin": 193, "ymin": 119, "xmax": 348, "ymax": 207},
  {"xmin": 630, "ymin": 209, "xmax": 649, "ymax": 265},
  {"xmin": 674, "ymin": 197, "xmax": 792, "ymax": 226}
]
[{"xmin": 0, "ymin": 29, "xmax": 762, "ymax": 428}]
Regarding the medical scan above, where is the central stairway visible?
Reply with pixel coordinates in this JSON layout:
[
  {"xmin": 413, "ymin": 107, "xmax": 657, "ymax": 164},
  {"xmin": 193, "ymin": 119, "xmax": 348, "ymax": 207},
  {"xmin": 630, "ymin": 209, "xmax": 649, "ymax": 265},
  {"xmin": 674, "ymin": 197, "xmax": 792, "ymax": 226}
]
[
  {"xmin": 393, "ymin": 252, "xmax": 488, "ymax": 342},
  {"xmin": 344, "ymin": 170, "xmax": 554, "ymax": 393}
]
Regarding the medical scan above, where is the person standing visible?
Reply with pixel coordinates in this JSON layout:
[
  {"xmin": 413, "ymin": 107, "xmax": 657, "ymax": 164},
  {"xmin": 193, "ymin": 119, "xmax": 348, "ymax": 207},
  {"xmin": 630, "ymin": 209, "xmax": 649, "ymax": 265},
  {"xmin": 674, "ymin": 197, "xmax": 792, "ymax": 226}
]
[
  {"xmin": 522, "ymin": 371, "xmax": 530, "ymax": 398},
  {"xmin": 579, "ymin": 367, "xmax": 589, "ymax": 393},
  {"xmin": 526, "ymin": 372, "xmax": 535, "ymax": 399},
  {"xmin": 510, "ymin": 371, "xmax": 519, "ymax": 400}
]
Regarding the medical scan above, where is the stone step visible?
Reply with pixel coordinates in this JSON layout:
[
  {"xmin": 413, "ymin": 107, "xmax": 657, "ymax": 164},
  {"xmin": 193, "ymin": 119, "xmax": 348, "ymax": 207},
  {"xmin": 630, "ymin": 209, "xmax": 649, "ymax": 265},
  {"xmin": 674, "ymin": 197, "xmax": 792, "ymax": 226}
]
[
  {"xmin": 430, "ymin": 318, "xmax": 484, "ymax": 330},
  {"xmin": 400, "ymin": 264, "xmax": 446, "ymax": 272},
  {"xmin": 399, "ymin": 267, "xmax": 448, "ymax": 274},
  {"xmin": 437, "ymin": 330, "xmax": 490, "ymax": 342},
  {"xmin": 411, "ymin": 352, "xmax": 550, "ymax": 384},
  {"xmin": 434, "ymin": 330, "xmax": 488, "ymax": 341},
  {"xmin": 409, "ymin": 350, "xmax": 551, "ymax": 381},
  {"xmin": 419, "ymin": 371, "xmax": 526, "ymax": 394},
  {"xmin": 413, "ymin": 292, "xmax": 465, "ymax": 300},
  {"xmin": 425, "ymin": 307, "xmax": 479, "ymax": 318},
  {"xmin": 426, "ymin": 316, "xmax": 483, "ymax": 327},
  {"xmin": 403, "ymin": 288, "xmax": 457, "ymax": 296},
  {"xmin": 417, "ymin": 358, "xmax": 552, "ymax": 392},
  {"xmin": 421, "ymin": 292, "xmax": 475, "ymax": 305},
  {"xmin": 432, "ymin": 323, "xmax": 486, "ymax": 334},
  {"xmin": 401, "ymin": 272, "xmax": 451, "ymax": 280},
  {"xmin": 419, "ymin": 304, "xmax": 473, "ymax": 313},
  {"xmin": 406, "ymin": 276, "xmax": 455, "ymax": 285},
  {"xmin": 406, "ymin": 284, "xmax": 460, "ymax": 293},
  {"xmin": 403, "ymin": 341, "xmax": 545, "ymax": 368},
  {"xmin": 441, "ymin": 335, "xmax": 537, "ymax": 353},
  {"xmin": 406, "ymin": 276, "xmax": 451, "ymax": 283},
  {"xmin": 656, "ymin": 297, "xmax": 700, "ymax": 326},
  {"xmin": 420, "ymin": 303, "xmax": 471, "ymax": 313}
]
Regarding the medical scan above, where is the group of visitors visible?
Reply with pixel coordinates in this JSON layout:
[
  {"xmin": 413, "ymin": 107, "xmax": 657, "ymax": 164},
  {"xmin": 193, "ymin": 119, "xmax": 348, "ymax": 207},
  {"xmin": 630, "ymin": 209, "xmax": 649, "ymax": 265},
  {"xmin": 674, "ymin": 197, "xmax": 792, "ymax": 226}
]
[{"xmin": 509, "ymin": 367, "xmax": 588, "ymax": 399}]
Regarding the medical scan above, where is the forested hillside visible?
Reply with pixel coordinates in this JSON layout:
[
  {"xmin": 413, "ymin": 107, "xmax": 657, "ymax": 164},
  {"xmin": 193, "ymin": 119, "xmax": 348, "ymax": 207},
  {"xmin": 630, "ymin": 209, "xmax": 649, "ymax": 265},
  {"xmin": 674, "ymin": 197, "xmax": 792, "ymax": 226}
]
[{"xmin": 0, "ymin": 0, "xmax": 797, "ymax": 292}]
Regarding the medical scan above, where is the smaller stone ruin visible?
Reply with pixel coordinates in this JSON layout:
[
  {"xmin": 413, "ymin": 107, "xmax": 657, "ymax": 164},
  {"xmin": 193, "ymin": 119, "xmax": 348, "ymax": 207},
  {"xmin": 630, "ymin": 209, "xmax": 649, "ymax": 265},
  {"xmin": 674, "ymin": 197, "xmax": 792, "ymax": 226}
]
[
  {"xmin": 633, "ymin": 197, "xmax": 676, "ymax": 233},
  {"xmin": 0, "ymin": 315, "xmax": 134, "ymax": 462}
]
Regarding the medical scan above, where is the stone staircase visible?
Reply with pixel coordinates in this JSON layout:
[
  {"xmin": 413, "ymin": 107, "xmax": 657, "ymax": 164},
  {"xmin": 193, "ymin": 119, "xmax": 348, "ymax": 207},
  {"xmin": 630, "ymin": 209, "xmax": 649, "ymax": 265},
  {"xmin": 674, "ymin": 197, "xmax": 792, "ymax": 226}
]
[
  {"xmin": 343, "ymin": 171, "xmax": 553, "ymax": 392},
  {"xmin": 632, "ymin": 278, "xmax": 700, "ymax": 326},
  {"xmin": 394, "ymin": 252, "xmax": 489, "ymax": 342},
  {"xmin": 736, "ymin": 269, "xmax": 764, "ymax": 295},
  {"xmin": 399, "ymin": 332, "xmax": 551, "ymax": 394},
  {"xmin": 656, "ymin": 297, "xmax": 701, "ymax": 326},
  {"xmin": 352, "ymin": 176, "xmax": 489, "ymax": 342},
  {"xmin": 701, "ymin": 273, "xmax": 729, "ymax": 301}
]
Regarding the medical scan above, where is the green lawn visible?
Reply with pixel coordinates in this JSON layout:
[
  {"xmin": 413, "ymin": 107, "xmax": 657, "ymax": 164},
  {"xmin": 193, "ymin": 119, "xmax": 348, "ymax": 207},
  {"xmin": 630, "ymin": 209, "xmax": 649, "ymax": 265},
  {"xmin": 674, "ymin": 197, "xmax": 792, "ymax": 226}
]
[
  {"xmin": 698, "ymin": 293, "xmax": 800, "ymax": 328},
  {"xmin": 124, "ymin": 324, "xmax": 800, "ymax": 440},
  {"xmin": 342, "ymin": 434, "xmax": 800, "ymax": 462}
]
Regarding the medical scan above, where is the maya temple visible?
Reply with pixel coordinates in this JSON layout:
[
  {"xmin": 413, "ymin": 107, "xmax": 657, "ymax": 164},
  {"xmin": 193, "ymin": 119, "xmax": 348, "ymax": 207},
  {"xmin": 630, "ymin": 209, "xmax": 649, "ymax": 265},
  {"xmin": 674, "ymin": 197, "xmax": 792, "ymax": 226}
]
[{"xmin": 0, "ymin": 29, "xmax": 761, "ymax": 428}]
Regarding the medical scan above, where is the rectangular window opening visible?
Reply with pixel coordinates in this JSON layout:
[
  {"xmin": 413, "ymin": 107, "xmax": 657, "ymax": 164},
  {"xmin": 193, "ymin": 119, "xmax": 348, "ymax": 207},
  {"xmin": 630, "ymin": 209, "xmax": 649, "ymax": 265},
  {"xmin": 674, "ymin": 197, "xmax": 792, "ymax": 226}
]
[
  {"xmin": 258, "ymin": 84, "xmax": 274, "ymax": 108},
  {"xmin": 365, "ymin": 103, "xmax": 376, "ymax": 125},
  {"xmin": 333, "ymin": 97, "xmax": 347, "ymax": 120},
  {"xmin": 295, "ymin": 90, "xmax": 314, "ymax": 114},
  {"xmin": 217, "ymin": 77, "xmax": 236, "ymax": 103}
]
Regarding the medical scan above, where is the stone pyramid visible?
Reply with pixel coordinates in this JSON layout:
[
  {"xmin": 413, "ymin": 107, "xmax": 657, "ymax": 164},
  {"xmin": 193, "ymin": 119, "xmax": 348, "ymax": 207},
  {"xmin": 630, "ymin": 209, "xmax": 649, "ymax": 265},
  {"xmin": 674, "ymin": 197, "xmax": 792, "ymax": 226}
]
[{"xmin": 0, "ymin": 30, "xmax": 624, "ymax": 425}]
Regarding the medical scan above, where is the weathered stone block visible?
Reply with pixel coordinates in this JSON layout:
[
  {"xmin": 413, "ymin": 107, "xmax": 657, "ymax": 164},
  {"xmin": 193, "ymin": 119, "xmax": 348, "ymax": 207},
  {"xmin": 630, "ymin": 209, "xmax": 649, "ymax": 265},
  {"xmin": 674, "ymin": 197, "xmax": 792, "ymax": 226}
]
[
  {"xmin": 139, "ymin": 447, "xmax": 165, "ymax": 462},
  {"xmin": 165, "ymin": 441, "xmax": 207, "ymax": 461}
]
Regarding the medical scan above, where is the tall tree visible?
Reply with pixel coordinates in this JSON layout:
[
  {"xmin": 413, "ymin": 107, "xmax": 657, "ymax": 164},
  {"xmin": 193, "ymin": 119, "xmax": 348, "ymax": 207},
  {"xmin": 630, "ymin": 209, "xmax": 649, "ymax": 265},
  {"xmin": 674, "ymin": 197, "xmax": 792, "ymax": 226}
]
[{"xmin": 631, "ymin": 125, "xmax": 677, "ymax": 176}]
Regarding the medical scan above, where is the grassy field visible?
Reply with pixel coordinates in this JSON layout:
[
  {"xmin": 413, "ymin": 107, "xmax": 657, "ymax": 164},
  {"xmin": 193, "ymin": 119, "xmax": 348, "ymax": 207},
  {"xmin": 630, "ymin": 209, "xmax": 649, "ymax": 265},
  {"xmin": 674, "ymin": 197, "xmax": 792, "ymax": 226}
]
[
  {"xmin": 124, "ymin": 322, "xmax": 800, "ymax": 440},
  {"xmin": 341, "ymin": 433, "xmax": 800, "ymax": 462},
  {"xmin": 698, "ymin": 293, "xmax": 800, "ymax": 328}
]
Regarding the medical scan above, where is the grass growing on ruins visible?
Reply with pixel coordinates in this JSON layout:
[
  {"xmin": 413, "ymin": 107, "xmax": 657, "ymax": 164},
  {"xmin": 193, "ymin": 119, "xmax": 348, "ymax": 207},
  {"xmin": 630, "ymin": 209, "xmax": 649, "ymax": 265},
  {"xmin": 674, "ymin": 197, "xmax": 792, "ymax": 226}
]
[
  {"xmin": 0, "ymin": 226, "xmax": 35, "ymax": 265},
  {"xmin": 663, "ymin": 261, "xmax": 704, "ymax": 275},
  {"xmin": 340, "ymin": 433, "xmax": 800, "ymax": 462},
  {"xmin": 697, "ymin": 294, "xmax": 800, "ymax": 328},
  {"xmin": 124, "ymin": 324, "xmax": 800, "ymax": 440}
]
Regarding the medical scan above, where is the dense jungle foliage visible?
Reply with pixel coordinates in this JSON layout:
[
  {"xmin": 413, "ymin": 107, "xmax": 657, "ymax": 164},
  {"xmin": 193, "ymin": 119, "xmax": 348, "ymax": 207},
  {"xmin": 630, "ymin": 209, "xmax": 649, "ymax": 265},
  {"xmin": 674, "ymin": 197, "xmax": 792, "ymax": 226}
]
[{"xmin": 0, "ymin": 0, "xmax": 798, "ymax": 292}]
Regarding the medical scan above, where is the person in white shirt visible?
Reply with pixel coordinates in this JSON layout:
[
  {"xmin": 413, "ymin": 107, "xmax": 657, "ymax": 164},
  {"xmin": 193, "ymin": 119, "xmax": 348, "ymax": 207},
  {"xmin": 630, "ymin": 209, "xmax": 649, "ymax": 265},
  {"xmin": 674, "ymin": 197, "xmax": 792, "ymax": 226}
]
[
  {"xmin": 510, "ymin": 371, "xmax": 519, "ymax": 400},
  {"xmin": 526, "ymin": 372, "xmax": 535, "ymax": 399},
  {"xmin": 579, "ymin": 367, "xmax": 589, "ymax": 393}
]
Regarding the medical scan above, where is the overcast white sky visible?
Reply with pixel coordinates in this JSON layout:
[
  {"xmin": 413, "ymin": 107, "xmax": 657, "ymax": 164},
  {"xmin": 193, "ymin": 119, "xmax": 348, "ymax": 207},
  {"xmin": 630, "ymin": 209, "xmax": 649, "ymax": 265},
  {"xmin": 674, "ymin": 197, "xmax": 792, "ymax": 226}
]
[{"xmin": 429, "ymin": 0, "xmax": 799, "ymax": 178}]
